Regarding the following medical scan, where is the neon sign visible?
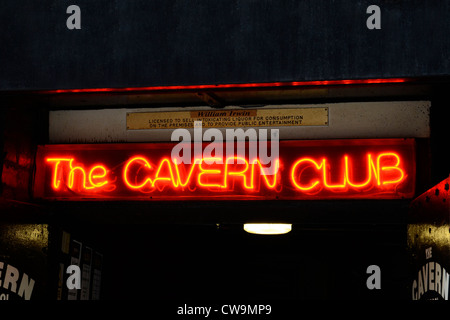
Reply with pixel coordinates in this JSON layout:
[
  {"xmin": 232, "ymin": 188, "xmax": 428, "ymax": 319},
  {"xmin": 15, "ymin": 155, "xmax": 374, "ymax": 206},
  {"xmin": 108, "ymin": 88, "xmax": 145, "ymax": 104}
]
[{"xmin": 33, "ymin": 139, "xmax": 416, "ymax": 200}]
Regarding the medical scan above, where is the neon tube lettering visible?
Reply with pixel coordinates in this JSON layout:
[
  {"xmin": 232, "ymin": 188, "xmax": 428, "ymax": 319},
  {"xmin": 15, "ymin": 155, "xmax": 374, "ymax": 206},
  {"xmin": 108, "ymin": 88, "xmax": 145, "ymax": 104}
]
[
  {"xmin": 290, "ymin": 158, "xmax": 322, "ymax": 191},
  {"xmin": 45, "ymin": 151, "xmax": 407, "ymax": 197},
  {"xmin": 223, "ymin": 156, "xmax": 251, "ymax": 189},
  {"xmin": 123, "ymin": 156, "xmax": 153, "ymax": 189},
  {"xmin": 290, "ymin": 152, "xmax": 405, "ymax": 192},
  {"xmin": 88, "ymin": 166, "xmax": 108, "ymax": 188},
  {"xmin": 344, "ymin": 154, "xmax": 376, "ymax": 188},
  {"xmin": 122, "ymin": 156, "xmax": 278, "ymax": 191},
  {"xmin": 377, "ymin": 153, "xmax": 404, "ymax": 185},
  {"xmin": 249, "ymin": 159, "xmax": 279, "ymax": 189},
  {"xmin": 322, "ymin": 158, "xmax": 346, "ymax": 189},
  {"xmin": 173, "ymin": 158, "xmax": 202, "ymax": 188},
  {"xmin": 46, "ymin": 158, "xmax": 72, "ymax": 189},
  {"xmin": 198, "ymin": 157, "xmax": 224, "ymax": 188},
  {"xmin": 152, "ymin": 158, "xmax": 176, "ymax": 187},
  {"xmin": 46, "ymin": 158, "xmax": 109, "ymax": 191}
]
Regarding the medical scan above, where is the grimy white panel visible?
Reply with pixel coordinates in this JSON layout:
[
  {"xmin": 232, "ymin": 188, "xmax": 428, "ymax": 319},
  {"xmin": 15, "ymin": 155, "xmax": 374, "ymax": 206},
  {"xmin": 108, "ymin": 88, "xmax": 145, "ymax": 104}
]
[{"xmin": 49, "ymin": 101, "xmax": 430, "ymax": 143}]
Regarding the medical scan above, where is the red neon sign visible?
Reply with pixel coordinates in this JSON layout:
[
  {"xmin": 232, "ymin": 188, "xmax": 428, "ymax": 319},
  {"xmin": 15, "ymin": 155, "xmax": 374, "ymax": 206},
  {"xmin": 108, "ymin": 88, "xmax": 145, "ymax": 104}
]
[{"xmin": 33, "ymin": 139, "xmax": 416, "ymax": 200}]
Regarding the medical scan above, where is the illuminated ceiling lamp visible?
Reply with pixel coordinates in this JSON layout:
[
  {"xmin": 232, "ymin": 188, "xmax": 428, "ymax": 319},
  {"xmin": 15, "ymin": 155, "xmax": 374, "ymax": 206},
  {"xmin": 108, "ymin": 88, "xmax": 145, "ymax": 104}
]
[{"xmin": 243, "ymin": 223, "xmax": 292, "ymax": 235}]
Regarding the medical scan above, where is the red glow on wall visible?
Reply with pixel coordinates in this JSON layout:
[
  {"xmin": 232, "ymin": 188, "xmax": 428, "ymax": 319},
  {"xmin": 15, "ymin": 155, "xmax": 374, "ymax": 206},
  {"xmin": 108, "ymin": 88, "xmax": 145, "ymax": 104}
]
[
  {"xmin": 37, "ymin": 78, "xmax": 410, "ymax": 95},
  {"xmin": 33, "ymin": 139, "xmax": 416, "ymax": 200}
]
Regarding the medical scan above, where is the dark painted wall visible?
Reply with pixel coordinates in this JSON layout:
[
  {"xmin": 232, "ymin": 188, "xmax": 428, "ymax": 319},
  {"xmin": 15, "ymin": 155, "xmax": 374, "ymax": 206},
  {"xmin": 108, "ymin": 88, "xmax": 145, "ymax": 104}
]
[{"xmin": 1, "ymin": 0, "xmax": 449, "ymax": 91}]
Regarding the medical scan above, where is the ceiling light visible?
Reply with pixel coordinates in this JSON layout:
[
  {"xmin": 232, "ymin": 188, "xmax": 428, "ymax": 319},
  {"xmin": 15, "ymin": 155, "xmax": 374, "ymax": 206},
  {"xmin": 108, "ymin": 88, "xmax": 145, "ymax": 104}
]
[{"xmin": 243, "ymin": 223, "xmax": 292, "ymax": 235}]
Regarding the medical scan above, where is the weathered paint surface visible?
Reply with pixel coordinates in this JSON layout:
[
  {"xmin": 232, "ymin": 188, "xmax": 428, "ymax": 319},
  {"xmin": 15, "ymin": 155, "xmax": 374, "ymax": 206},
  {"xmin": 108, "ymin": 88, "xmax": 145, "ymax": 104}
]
[{"xmin": 1, "ymin": 1, "xmax": 449, "ymax": 91}]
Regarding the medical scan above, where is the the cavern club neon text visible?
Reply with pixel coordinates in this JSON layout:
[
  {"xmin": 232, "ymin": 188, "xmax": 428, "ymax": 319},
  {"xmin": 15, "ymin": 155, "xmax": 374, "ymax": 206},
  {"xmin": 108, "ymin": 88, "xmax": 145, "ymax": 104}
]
[{"xmin": 33, "ymin": 139, "xmax": 416, "ymax": 200}]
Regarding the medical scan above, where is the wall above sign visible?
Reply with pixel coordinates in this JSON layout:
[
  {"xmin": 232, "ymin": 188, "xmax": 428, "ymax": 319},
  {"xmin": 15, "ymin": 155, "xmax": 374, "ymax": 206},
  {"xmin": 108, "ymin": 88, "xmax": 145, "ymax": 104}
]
[
  {"xmin": 49, "ymin": 102, "xmax": 430, "ymax": 143},
  {"xmin": 33, "ymin": 139, "xmax": 416, "ymax": 201}
]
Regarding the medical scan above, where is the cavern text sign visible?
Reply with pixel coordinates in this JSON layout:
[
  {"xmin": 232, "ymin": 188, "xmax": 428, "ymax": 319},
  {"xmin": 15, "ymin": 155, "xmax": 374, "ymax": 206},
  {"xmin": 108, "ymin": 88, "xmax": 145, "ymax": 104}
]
[{"xmin": 33, "ymin": 139, "xmax": 415, "ymax": 200}]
